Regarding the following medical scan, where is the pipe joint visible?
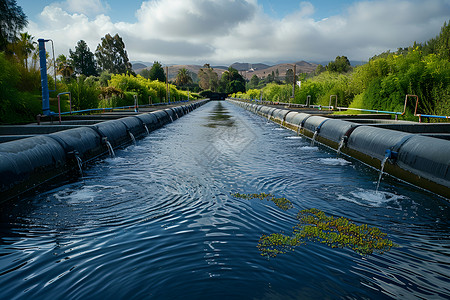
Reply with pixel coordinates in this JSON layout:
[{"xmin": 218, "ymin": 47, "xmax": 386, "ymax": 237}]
[{"xmin": 384, "ymin": 149, "xmax": 398, "ymax": 161}]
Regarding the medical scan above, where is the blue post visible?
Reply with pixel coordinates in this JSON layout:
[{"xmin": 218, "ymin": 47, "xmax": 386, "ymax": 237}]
[{"xmin": 38, "ymin": 39, "xmax": 50, "ymax": 116}]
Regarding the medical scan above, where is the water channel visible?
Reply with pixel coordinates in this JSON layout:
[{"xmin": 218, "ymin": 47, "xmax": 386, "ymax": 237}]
[{"xmin": 0, "ymin": 101, "xmax": 449, "ymax": 299}]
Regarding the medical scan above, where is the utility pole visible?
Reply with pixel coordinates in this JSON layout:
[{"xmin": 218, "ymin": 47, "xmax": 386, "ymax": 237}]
[
  {"xmin": 290, "ymin": 63, "xmax": 296, "ymax": 107},
  {"xmin": 166, "ymin": 66, "xmax": 169, "ymax": 103}
]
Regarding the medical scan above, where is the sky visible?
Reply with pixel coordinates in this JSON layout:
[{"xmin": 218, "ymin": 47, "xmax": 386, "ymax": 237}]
[{"xmin": 18, "ymin": 0, "xmax": 450, "ymax": 65}]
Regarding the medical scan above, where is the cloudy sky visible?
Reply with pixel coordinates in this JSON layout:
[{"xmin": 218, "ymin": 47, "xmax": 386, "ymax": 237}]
[{"xmin": 19, "ymin": 0, "xmax": 450, "ymax": 65}]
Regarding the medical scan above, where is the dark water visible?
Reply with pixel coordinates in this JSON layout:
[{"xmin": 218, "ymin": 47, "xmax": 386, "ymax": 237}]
[{"xmin": 1, "ymin": 101, "xmax": 449, "ymax": 299}]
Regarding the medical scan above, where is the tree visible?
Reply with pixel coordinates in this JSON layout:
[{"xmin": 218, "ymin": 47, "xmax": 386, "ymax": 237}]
[
  {"xmin": 95, "ymin": 33, "xmax": 132, "ymax": 74},
  {"xmin": 0, "ymin": 0, "xmax": 27, "ymax": 52},
  {"xmin": 70, "ymin": 40, "xmax": 97, "ymax": 76},
  {"xmin": 315, "ymin": 64, "xmax": 326, "ymax": 75},
  {"xmin": 174, "ymin": 68, "xmax": 192, "ymax": 87},
  {"xmin": 8, "ymin": 32, "xmax": 35, "ymax": 69},
  {"xmin": 148, "ymin": 61, "xmax": 166, "ymax": 82},
  {"xmin": 198, "ymin": 64, "xmax": 219, "ymax": 91},
  {"xmin": 285, "ymin": 68, "xmax": 295, "ymax": 85},
  {"xmin": 438, "ymin": 21, "xmax": 450, "ymax": 61},
  {"xmin": 328, "ymin": 56, "xmax": 351, "ymax": 73},
  {"xmin": 249, "ymin": 74, "xmax": 259, "ymax": 88},
  {"xmin": 219, "ymin": 67, "xmax": 246, "ymax": 94},
  {"xmin": 56, "ymin": 54, "xmax": 74, "ymax": 81},
  {"xmin": 140, "ymin": 68, "xmax": 151, "ymax": 79}
]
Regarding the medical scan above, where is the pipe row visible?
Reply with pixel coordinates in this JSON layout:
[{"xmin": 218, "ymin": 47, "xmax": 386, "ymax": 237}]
[
  {"xmin": 229, "ymin": 99, "xmax": 450, "ymax": 199},
  {"xmin": 0, "ymin": 101, "xmax": 209, "ymax": 203}
]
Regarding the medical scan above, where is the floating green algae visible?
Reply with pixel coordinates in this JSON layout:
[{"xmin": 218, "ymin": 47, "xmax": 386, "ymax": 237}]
[
  {"xmin": 257, "ymin": 208, "xmax": 397, "ymax": 257},
  {"xmin": 231, "ymin": 192, "xmax": 293, "ymax": 211}
]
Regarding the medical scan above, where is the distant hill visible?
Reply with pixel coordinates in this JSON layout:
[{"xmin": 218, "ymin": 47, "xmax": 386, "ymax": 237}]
[
  {"xmin": 133, "ymin": 64, "xmax": 228, "ymax": 81},
  {"xmin": 132, "ymin": 62, "xmax": 150, "ymax": 72},
  {"xmin": 131, "ymin": 60, "xmax": 318, "ymax": 81},
  {"xmin": 242, "ymin": 61, "xmax": 317, "ymax": 80},
  {"xmin": 230, "ymin": 62, "xmax": 271, "ymax": 72}
]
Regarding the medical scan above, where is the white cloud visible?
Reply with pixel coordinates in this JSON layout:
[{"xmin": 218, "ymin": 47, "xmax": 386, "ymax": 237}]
[
  {"xmin": 132, "ymin": 0, "xmax": 256, "ymax": 41},
  {"xmin": 26, "ymin": 0, "xmax": 450, "ymax": 64},
  {"xmin": 65, "ymin": 0, "xmax": 109, "ymax": 16}
]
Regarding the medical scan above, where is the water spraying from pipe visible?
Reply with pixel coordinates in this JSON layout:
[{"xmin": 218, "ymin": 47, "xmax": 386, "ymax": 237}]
[
  {"xmin": 311, "ymin": 130, "xmax": 318, "ymax": 146},
  {"xmin": 105, "ymin": 140, "xmax": 115, "ymax": 158},
  {"xmin": 75, "ymin": 154, "xmax": 83, "ymax": 177},
  {"xmin": 376, "ymin": 156, "xmax": 388, "ymax": 193},
  {"xmin": 336, "ymin": 137, "xmax": 345, "ymax": 157},
  {"xmin": 129, "ymin": 132, "xmax": 136, "ymax": 146}
]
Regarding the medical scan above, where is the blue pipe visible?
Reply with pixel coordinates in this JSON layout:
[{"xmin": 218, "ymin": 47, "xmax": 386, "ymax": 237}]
[
  {"xmin": 57, "ymin": 100, "xmax": 192, "ymax": 116},
  {"xmin": 38, "ymin": 39, "xmax": 51, "ymax": 116}
]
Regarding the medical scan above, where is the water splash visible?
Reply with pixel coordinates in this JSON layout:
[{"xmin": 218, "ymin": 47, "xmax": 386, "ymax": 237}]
[
  {"xmin": 75, "ymin": 154, "xmax": 83, "ymax": 177},
  {"xmin": 338, "ymin": 188, "xmax": 406, "ymax": 208},
  {"xmin": 376, "ymin": 156, "xmax": 389, "ymax": 192},
  {"xmin": 105, "ymin": 140, "xmax": 115, "ymax": 158},
  {"xmin": 129, "ymin": 132, "xmax": 136, "ymax": 146},
  {"xmin": 299, "ymin": 146, "xmax": 318, "ymax": 151},
  {"xmin": 336, "ymin": 137, "xmax": 345, "ymax": 157},
  {"xmin": 318, "ymin": 158, "xmax": 351, "ymax": 166},
  {"xmin": 311, "ymin": 130, "xmax": 318, "ymax": 146},
  {"xmin": 267, "ymin": 114, "xmax": 271, "ymax": 123}
]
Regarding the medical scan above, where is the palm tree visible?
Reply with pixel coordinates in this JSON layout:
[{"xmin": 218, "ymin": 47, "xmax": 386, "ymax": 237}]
[
  {"xmin": 18, "ymin": 32, "xmax": 35, "ymax": 69},
  {"xmin": 174, "ymin": 68, "xmax": 193, "ymax": 87},
  {"xmin": 56, "ymin": 54, "xmax": 74, "ymax": 81}
]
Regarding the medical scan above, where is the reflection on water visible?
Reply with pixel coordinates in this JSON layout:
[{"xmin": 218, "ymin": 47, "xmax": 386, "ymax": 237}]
[
  {"xmin": 204, "ymin": 101, "xmax": 235, "ymax": 128},
  {"xmin": 0, "ymin": 101, "xmax": 448, "ymax": 299}
]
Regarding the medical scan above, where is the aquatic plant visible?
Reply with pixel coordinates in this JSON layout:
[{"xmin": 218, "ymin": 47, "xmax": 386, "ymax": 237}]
[
  {"xmin": 257, "ymin": 208, "xmax": 396, "ymax": 257},
  {"xmin": 231, "ymin": 192, "xmax": 293, "ymax": 211}
]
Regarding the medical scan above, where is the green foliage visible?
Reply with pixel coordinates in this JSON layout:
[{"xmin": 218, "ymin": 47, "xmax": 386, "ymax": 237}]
[
  {"xmin": 148, "ymin": 61, "xmax": 166, "ymax": 82},
  {"xmin": 108, "ymin": 73, "xmax": 195, "ymax": 104},
  {"xmin": 109, "ymin": 73, "xmax": 160, "ymax": 104},
  {"xmin": 232, "ymin": 192, "xmax": 293, "ymax": 211},
  {"xmin": 328, "ymin": 56, "xmax": 352, "ymax": 73},
  {"xmin": 95, "ymin": 33, "xmax": 132, "ymax": 74},
  {"xmin": 239, "ymin": 22, "xmax": 449, "ymax": 120},
  {"xmin": 347, "ymin": 48, "xmax": 450, "ymax": 118},
  {"xmin": 257, "ymin": 208, "xmax": 397, "ymax": 257},
  {"xmin": 66, "ymin": 76, "xmax": 100, "ymax": 110},
  {"xmin": 0, "ymin": 0, "xmax": 27, "ymax": 52},
  {"xmin": 70, "ymin": 40, "xmax": 97, "ymax": 76},
  {"xmin": 198, "ymin": 64, "xmax": 219, "ymax": 92},
  {"xmin": 249, "ymin": 74, "xmax": 260, "ymax": 89},
  {"xmin": 174, "ymin": 68, "xmax": 192, "ymax": 87},
  {"xmin": 219, "ymin": 67, "xmax": 246, "ymax": 94},
  {"xmin": 285, "ymin": 68, "xmax": 296, "ymax": 85},
  {"xmin": 262, "ymin": 83, "xmax": 293, "ymax": 102},
  {"xmin": 99, "ymin": 71, "xmax": 112, "ymax": 87},
  {"xmin": 0, "ymin": 52, "xmax": 41, "ymax": 123}
]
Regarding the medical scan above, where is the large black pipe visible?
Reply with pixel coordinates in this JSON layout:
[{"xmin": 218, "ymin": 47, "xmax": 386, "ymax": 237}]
[
  {"xmin": 0, "ymin": 100, "xmax": 210, "ymax": 203},
  {"xmin": 228, "ymin": 99, "xmax": 450, "ymax": 199}
]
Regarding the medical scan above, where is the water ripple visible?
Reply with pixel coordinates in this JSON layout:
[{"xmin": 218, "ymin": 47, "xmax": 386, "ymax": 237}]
[{"xmin": 0, "ymin": 101, "xmax": 448, "ymax": 299}]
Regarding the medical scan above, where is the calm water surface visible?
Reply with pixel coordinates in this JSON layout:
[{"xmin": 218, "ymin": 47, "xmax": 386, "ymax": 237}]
[{"xmin": 0, "ymin": 101, "xmax": 449, "ymax": 299}]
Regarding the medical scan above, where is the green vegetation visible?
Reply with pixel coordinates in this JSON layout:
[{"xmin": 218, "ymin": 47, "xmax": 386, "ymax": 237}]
[
  {"xmin": 95, "ymin": 33, "xmax": 133, "ymax": 75},
  {"xmin": 233, "ymin": 21, "xmax": 450, "ymax": 121},
  {"xmin": 70, "ymin": 40, "xmax": 97, "ymax": 76},
  {"xmin": 258, "ymin": 208, "xmax": 396, "ymax": 257},
  {"xmin": 0, "ymin": 3, "xmax": 201, "ymax": 124},
  {"xmin": 232, "ymin": 192, "xmax": 293, "ymax": 211},
  {"xmin": 231, "ymin": 193, "xmax": 397, "ymax": 257}
]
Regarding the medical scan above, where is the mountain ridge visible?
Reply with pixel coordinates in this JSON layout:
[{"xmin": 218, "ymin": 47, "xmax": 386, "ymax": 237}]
[{"xmin": 131, "ymin": 60, "xmax": 319, "ymax": 80}]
